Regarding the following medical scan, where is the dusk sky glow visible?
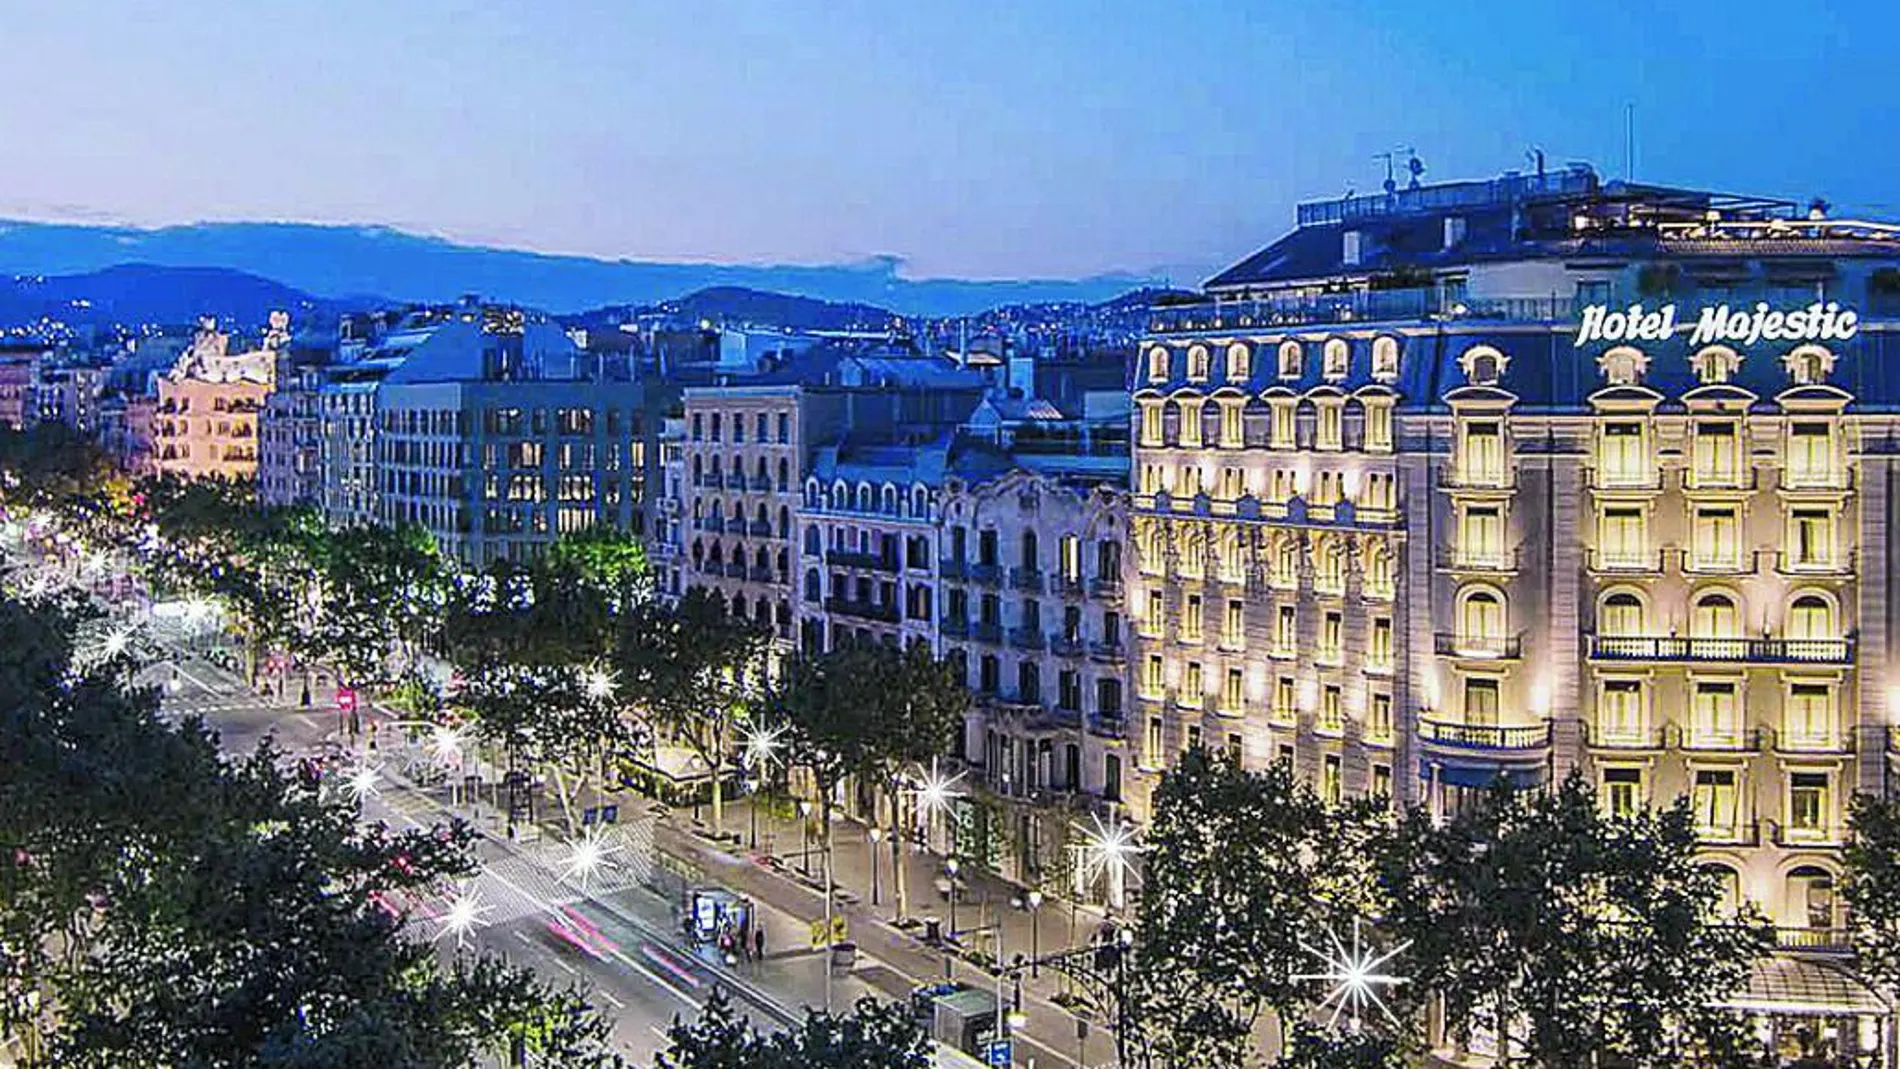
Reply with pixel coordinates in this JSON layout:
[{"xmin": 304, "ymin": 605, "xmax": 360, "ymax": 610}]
[{"xmin": 3, "ymin": 1, "xmax": 1893, "ymax": 282}]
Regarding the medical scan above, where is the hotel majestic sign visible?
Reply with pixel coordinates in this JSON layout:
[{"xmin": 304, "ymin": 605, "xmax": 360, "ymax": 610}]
[{"xmin": 1575, "ymin": 301, "xmax": 1860, "ymax": 350}]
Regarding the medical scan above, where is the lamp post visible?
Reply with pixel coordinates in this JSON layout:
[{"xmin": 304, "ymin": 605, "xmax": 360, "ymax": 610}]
[
  {"xmin": 798, "ymin": 800, "xmax": 814, "ymax": 877},
  {"xmin": 946, "ymin": 858, "xmax": 960, "ymax": 938},
  {"xmin": 868, "ymin": 826, "xmax": 883, "ymax": 906},
  {"xmin": 1026, "ymin": 889, "xmax": 1043, "ymax": 977}
]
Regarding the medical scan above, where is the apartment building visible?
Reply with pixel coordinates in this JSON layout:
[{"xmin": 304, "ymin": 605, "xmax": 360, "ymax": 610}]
[{"xmin": 146, "ymin": 318, "xmax": 276, "ymax": 481}]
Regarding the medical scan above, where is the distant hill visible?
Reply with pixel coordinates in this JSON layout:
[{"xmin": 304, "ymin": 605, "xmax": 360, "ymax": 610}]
[
  {"xmin": 0, "ymin": 219, "xmax": 1170, "ymax": 319},
  {"xmin": 652, "ymin": 286, "xmax": 902, "ymax": 332},
  {"xmin": 0, "ymin": 264, "xmax": 361, "ymax": 331}
]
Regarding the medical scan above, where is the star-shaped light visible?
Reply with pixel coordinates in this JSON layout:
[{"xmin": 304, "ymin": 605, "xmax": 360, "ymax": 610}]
[
  {"xmin": 1073, "ymin": 812, "xmax": 1141, "ymax": 892},
  {"xmin": 740, "ymin": 720, "xmax": 786, "ymax": 773},
  {"xmin": 97, "ymin": 623, "xmax": 135, "ymax": 661},
  {"xmin": 912, "ymin": 757, "xmax": 966, "ymax": 820},
  {"xmin": 559, "ymin": 826, "xmax": 622, "ymax": 891},
  {"xmin": 582, "ymin": 666, "xmax": 618, "ymax": 702},
  {"xmin": 343, "ymin": 764, "xmax": 381, "ymax": 803},
  {"xmin": 1293, "ymin": 917, "xmax": 1411, "ymax": 1032},
  {"xmin": 429, "ymin": 724, "xmax": 465, "ymax": 766},
  {"xmin": 434, "ymin": 884, "xmax": 493, "ymax": 948}
]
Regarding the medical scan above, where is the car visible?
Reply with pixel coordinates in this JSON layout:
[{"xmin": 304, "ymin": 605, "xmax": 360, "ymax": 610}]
[{"xmin": 546, "ymin": 905, "xmax": 618, "ymax": 961}]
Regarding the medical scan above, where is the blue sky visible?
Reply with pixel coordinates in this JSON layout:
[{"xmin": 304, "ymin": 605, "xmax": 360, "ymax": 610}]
[{"xmin": 1, "ymin": 1, "xmax": 1892, "ymax": 281}]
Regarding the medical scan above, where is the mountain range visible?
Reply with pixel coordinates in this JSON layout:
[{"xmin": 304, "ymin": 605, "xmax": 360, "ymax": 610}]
[{"xmin": 0, "ymin": 219, "xmax": 1176, "ymax": 320}]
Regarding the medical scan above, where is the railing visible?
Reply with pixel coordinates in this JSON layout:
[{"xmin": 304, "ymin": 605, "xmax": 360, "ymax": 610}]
[
  {"xmin": 968, "ymin": 563, "xmax": 1002, "ymax": 585},
  {"xmin": 1145, "ymin": 290, "xmax": 1582, "ymax": 334},
  {"xmin": 1050, "ymin": 635, "xmax": 1086, "ymax": 657},
  {"xmin": 972, "ymin": 621, "xmax": 1003, "ymax": 644},
  {"xmin": 1681, "ymin": 466, "xmax": 1758, "ymax": 493},
  {"xmin": 1775, "ymin": 927, "xmax": 1853, "ymax": 954},
  {"xmin": 1089, "ymin": 640, "xmax": 1126, "ymax": 663},
  {"xmin": 1008, "ymin": 627, "xmax": 1047, "ymax": 651},
  {"xmin": 939, "ymin": 559, "xmax": 967, "ymax": 580},
  {"xmin": 748, "ymin": 520, "xmax": 774, "ymax": 537},
  {"xmin": 1680, "ymin": 727, "xmax": 1762, "ymax": 753},
  {"xmin": 725, "ymin": 473, "xmax": 748, "ymax": 490},
  {"xmin": 1418, "ymin": 717, "xmax": 1551, "ymax": 750},
  {"xmin": 1586, "ymin": 547, "xmax": 1665, "ymax": 574},
  {"xmin": 827, "ymin": 549, "xmax": 897, "ymax": 572},
  {"xmin": 1677, "ymin": 548, "xmax": 1762, "ymax": 577},
  {"xmin": 1696, "ymin": 820, "xmax": 1761, "ymax": 847},
  {"xmin": 1775, "ymin": 549, "xmax": 1857, "ymax": 577},
  {"xmin": 1435, "ymin": 546, "xmax": 1520, "ymax": 573},
  {"xmin": 750, "ymin": 475, "xmax": 774, "ymax": 492},
  {"xmin": 722, "ymin": 561, "xmax": 748, "ymax": 579},
  {"xmin": 1088, "ymin": 714, "xmax": 1126, "ymax": 739},
  {"xmin": 1433, "ymin": 632, "xmax": 1523, "ymax": 659},
  {"xmin": 1009, "ymin": 567, "xmax": 1045, "ymax": 593},
  {"xmin": 1771, "ymin": 820, "xmax": 1844, "ymax": 849},
  {"xmin": 1583, "ymin": 722, "xmax": 1668, "ymax": 750},
  {"xmin": 1090, "ymin": 577, "xmax": 1124, "ymax": 599},
  {"xmin": 1052, "ymin": 575, "xmax": 1087, "ymax": 597},
  {"xmin": 1780, "ymin": 467, "xmax": 1853, "ymax": 493},
  {"xmin": 1438, "ymin": 468, "xmax": 1516, "ymax": 492},
  {"xmin": 824, "ymin": 596, "xmax": 899, "ymax": 623},
  {"xmin": 1588, "ymin": 634, "xmax": 1853, "ymax": 665},
  {"xmin": 1585, "ymin": 467, "xmax": 1663, "ymax": 492}
]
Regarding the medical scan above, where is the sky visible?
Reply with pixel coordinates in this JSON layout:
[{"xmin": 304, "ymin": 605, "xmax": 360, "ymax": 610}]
[{"xmin": 1, "ymin": 0, "xmax": 1895, "ymax": 282}]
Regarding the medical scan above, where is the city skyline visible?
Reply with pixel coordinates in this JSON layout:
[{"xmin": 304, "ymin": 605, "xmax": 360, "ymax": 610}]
[{"xmin": 3, "ymin": 0, "xmax": 1895, "ymax": 283}]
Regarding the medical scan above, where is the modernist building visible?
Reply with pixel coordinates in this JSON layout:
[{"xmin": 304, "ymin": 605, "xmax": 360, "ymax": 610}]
[
  {"xmin": 1138, "ymin": 163, "xmax": 1900, "ymax": 1050},
  {"xmin": 145, "ymin": 317, "xmax": 278, "ymax": 481}
]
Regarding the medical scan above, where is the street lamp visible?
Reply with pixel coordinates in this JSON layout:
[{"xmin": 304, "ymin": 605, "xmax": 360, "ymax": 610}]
[
  {"xmin": 912, "ymin": 757, "xmax": 965, "ymax": 853},
  {"xmin": 798, "ymin": 800, "xmax": 814, "ymax": 877},
  {"xmin": 1026, "ymin": 889, "xmax": 1044, "ymax": 976},
  {"xmin": 740, "ymin": 721, "xmax": 785, "ymax": 851},
  {"xmin": 868, "ymin": 826, "xmax": 883, "ymax": 906},
  {"xmin": 945, "ymin": 858, "xmax": 960, "ymax": 938},
  {"xmin": 1074, "ymin": 813, "xmax": 1141, "ymax": 912}
]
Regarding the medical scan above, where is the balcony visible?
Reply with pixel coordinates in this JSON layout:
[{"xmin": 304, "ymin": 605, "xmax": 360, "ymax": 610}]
[
  {"xmin": 824, "ymin": 596, "xmax": 900, "ymax": 623},
  {"xmin": 723, "ymin": 561, "xmax": 748, "ymax": 579},
  {"xmin": 941, "ymin": 615, "xmax": 970, "ymax": 639},
  {"xmin": 827, "ymin": 549, "xmax": 898, "ymax": 573},
  {"xmin": 1438, "ymin": 468, "xmax": 1515, "ymax": 493},
  {"xmin": 1435, "ymin": 546, "xmax": 1519, "ymax": 576},
  {"xmin": 1682, "ymin": 467, "xmax": 1758, "ymax": 494},
  {"xmin": 967, "ymin": 562, "xmax": 1003, "ymax": 586},
  {"xmin": 1089, "ymin": 640, "xmax": 1126, "ymax": 665},
  {"xmin": 749, "ymin": 520, "xmax": 774, "ymax": 537},
  {"xmin": 1775, "ymin": 549, "xmax": 1856, "ymax": 578},
  {"xmin": 1696, "ymin": 820, "xmax": 1761, "ymax": 847},
  {"xmin": 1780, "ymin": 467, "xmax": 1853, "ymax": 494},
  {"xmin": 725, "ymin": 473, "xmax": 748, "ymax": 490},
  {"xmin": 1433, "ymin": 632, "xmax": 1523, "ymax": 660},
  {"xmin": 1586, "ymin": 547, "xmax": 1665, "ymax": 575},
  {"xmin": 1050, "ymin": 634, "xmax": 1086, "ymax": 658},
  {"xmin": 698, "ymin": 516, "xmax": 727, "ymax": 533},
  {"xmin": 1680, "ymin": 727, "xmax": 1762, "ymax": 754},
  {"xmin": 1008, "ymin": 627, "xmax": 1047, "ymax": 651},
  {"xmin": 939, "ymin": 559, "xmax": 967, "ymax": 580},
  {"xmin": 1770, "ymin": 819, "xmax": 1843, "ymax": 849},
  {"xmin": 1583, "ymin": 722, "xmax": 1667, "ymax": 751},
  {"xmin": 1419, "ymin": 717, "xmax": 1551, "ymax": 752},
  {"xmin": 1762, "ymin": 726, "xmax": 1851, "ymax": 756},
  {"xmin": 1588, "ymin": 634, "xmax": 1853, "ymax": 665},
  {"xmin": 750, "ymin": 475, "xmax": 774, "ymax": 492},
  {"xmin": 1009, "ymin": 567, "xmax": 1045, "ymax": 593},
  {"xmin": 1586, "ymin": 467, "xmax": 1663, "ymax": 493},
  {"xmin": 1678, "ymin": 547, "xmax": 1762, "ymax": 577},
  {"xmin": 1088, "ymin": 714, "xmax": 1126, "ymax": 739},
  {"xmin": 1052, "ymin": 574, "xmax": 1087, "ymax": 598},
  {"xmin": 972, "ymin": 621, "xmax": 1003, "ymax": 644},
  {"xmin": 1775, "ymin": 927, "xmax": 1853, "ymax": 955}
]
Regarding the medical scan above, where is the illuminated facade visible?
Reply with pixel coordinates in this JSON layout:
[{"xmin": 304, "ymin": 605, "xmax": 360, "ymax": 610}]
[
  {"xmin": 1138, "ymin": 164, "xmax": 1900, "ymax": 963},
  {"xmin": 147, "ymin": 317, "xmax": 278, "ymax": 481}
]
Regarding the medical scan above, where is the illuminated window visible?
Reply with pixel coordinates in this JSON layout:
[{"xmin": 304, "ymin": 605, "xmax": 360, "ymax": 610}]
[
  {"xmin": 1458, "ymin": 588, "xmax": 1506, "ymax": 646},
  {"xmin": 1786, "ymin": 683, "xmax": 1834, "ymax": 749},
  {"xmin": 1217, "ymin": 533, "xmax": 1244, "ymax": 584},
  {"xmin": 1597, "ymin": 506, "xmax": 1648, "ymax": 568},
  {"xmin": 1182, "ymin": 594, "xmax": 1203, "ymax": 643},
  {"xmin": 1786, "ymin": 422, "xmax": 1835, "ymax": 487},
  {"xmin": 1146, "ymin": 347, "xmax": 1169, "ymax": 383},
  {"xmin": 1691, "ymin": 345, "xmax": 1741, "ymax": 385},
  {"xmin": 1218, "ymin": 401, "xmax": 1244, "ymax": 448},
  {"xmin": 1278, "ymin": 340, "xmax": 1303, "ymax": 379},
  {"xmin": 1693, "ymin": 769, "xmax": 1739, "ymax": 834},
  {"xmin": 1600, "ymin": 592, "xmax": 1645, "ymax": 637},
  {"xmin": 1218, "ymin": 466, "xmax": 1244, "ymax": 502},
  {"xmin": 1691, "ymin": 420, "xmax": 1740, "ymax": 485},
  {"xmin": 1059, "ymin": 535, "xmax": 1081, "ymax": 582},
  {"xmin": 1227, "ymin": 343, "xmax": 1251, "ymax": 381},
  {"xmin": 1789, "ymin": 508, "xmax": 1835, "ymax": 569},
  {"xmin": 1269, "ymin": 400, "xmax": 1297, "ymax": 449},
  {"xmin": 1597, "ymin": 421, "xmax": 1649, "ymax": 486},
  {"xmin": 1139, "ymin": 403, "xmax": 1163, "ymax": 446},
  {"xmin": 1463, "ymin": 678, "xmax": 1500, "ymax": 726},
  {"xmin": 1319, "ymin": 685, "xmax": 1343, "ymax": 734},
  {"xmin": 1177, "ymin": 399, "xmax": 1204, "ymax": 448},
  {"xmin": 1315, "ymin": 538, "xmax": 1346, "ymax": 596},
  {"xmin": 1323, "ymin": 338, "xmax": 1350, "ymax": 380},
  {"xmin": 1363, "ymin": 400, "xmax": 1394, "ymax": 452},
  {"xmin": 1182, "ymin": 662, "xmax": 1204, "ymax": 706},
  {"xmin": 1273, "ymin": 676, "xmax": 1297, "ymax": 722},
  {"xmin": 1223, "ymin": 599, "xmax": 1244, "ymax": 647},
  {"xmin": 1692, "ymin": 593, "xmax": 1742, "ymax": 639},
  {"xmin": 1144, "ymin": 590, "xmax": 1165, "ymax": 635},
  {"xmin": 1274, "ymin": 604, "xmax": 1297, "ymax": 656},
  {"xmin": 1788, "ymin": 594, "xmax": 1834, "ymax": 640},
  {"xmin": 1145, "ymin": 715, "xmax": 1164, "ymax": 764},
  {"xmin": 1369, "ymin": 617, "xmax": 1393, "ymax": 672},
  {"xmin": 1320, "ymin": 611, "xmax": 1343, "ymax": 664},
  {"xmin": 1458, "ymin": 421, "xmax": 1505, "ymax": 485},
  {"xmin": 1603, "ymin": 767, "xmax": 1642, "ymax": 819},
  {"xmin": 1322, "ymin": 754, "xmax": 1343, "ymax": 805},
  {"xmin": 1371, "ymin": 336, "xmax": 1400, "ymax": 380},
  {"xmin": 1271, "ymin": 536, "xmax": 1300, "ymax": 590},
  {"xmin": 1691, "ymin": 681, "xmax": 1741, "ymax": 746},
  {"xmin": 1785, "ymin": 344, "xmax": 1835, "ymax": 386},
  {"xmin": 1221, "ymin": 668, "xmax": 1244, "ymax": 715},
  {"xmin": 1457, "ymin": 504, "xmax": 1506, "ymax": 567},
  {"xmin": 1316, "ymin": 401, "xmax": 1343, "ymax": 450},
  {"xmin": 1789, "ymin": 773, "xmax": 1831, "ymax": 839},
  {"xmin": 1362, "ymin": 541, "xmax": 1394, "ymax": 600},
  {"xmin": 1599, "ymin": 679, "xmax": 1643, "ymax": 742},
  {"xmin": 1187, "ymin": 346, "xmax": 1210, "ymax": 382},
  {"xmin": 1141, "ymin": 654, "xmax": 1164, "ymax": 698},
  {"xmin": 1369, "ymin": 693, "xmax": 1393, "ymax": 742},
  {"xmin": 1690, "ymin": 507, "xmax": 1741, "ymax": 571}
]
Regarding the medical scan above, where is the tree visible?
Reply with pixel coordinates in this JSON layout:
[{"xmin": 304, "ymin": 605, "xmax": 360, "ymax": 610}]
[
  {"xmin": 0, "ymin": 593, "xmax": 626, "ymax": 1068},
  {"xmin": 313, "ymin": 523, "xmax": 452, "ymax": 694},
  {"xmin": 616, "ymin": 588, "xmax": 770, "ymax": 838},
  {"xmin": 657, "ymin": 988, "xmax": 930, "ymax": 1069},
  {"xmin": 1376, "ymin": 774, "xmax": 1770, "ymax": 1067},
  {"xmin": 1124, "ymin": 747, "xmax": 1373, "ymax": 1069},
  {"xmin": 546, "ymin": 526, "xmax": 651, "ymax": 616},
  {"xmin": 1274, "ymin": 1023, "xmax": 1405, "ymax": 1069},
  {"xmin": 1845, "ymin": 792, "xmax": 1900, "ymax": 994}
]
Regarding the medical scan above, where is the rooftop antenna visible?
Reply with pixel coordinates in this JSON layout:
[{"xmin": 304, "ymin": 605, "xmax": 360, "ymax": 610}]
[
  {"xmin": 1623, "ymin": 103, "xmax": 1634, "ymax": 182},
  {"xmin": 1526, "ymin": 147, "xmax": 1546, "ymax": 181},
  {"xmin": 1406, "ymin": 150, "xmax": 1425, "ymax": 190},
  {"xmin": 1375, "ymin": 151, "xmax": 1397, "ymax": 196}
]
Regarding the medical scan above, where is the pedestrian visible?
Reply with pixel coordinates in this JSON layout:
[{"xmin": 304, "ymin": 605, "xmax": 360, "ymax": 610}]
[{"xmin": 754, "ymin": 926, "xmax": 766, "ymax": 962}]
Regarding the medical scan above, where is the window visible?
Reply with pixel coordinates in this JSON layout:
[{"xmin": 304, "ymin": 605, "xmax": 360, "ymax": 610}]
[
  {"xmin": 1271, "ymin": 535, "xmax": 1300, "ymax": 589},
  {"xmin": 1600, "ymin": 592, "xmax": 1644, "ymax": 637},
  {"xmin": 1691, "ymin": 507, "xmax": 1741, "ymax": 571},
  {"xmin": 1458, "ymin": 505, "xmax": 1505, "ymax": 566},
  {"xmin": 1177, "ymin": 399, "xmax": 1204, "ymax": 448},
  {"xmin": 1790, "ymin": 508, "xmax": 1835, "ymax": 569},
  {"xmin": 1145, "ymin": 716, "xmax": 1164, "ymax": 765},
  {"xmin": 1103, "ymin": 754, "xmax": 1122, "ymax": 801},
  {"xmin": 1691, "ymin": 420, "xmax": 1740, "ymax": 485},
  {"xmin": 979, "ymin": 655, "xmax": 999, "ymax": 694},
  {"xmin": 1141, "ymin": 654, "xmax": 1164, "ymax": 698},
  {"xmin": 1315, "ymin": 401, "xmax": 1343, "ymax": 450},
  {"xmin": 1788, "ymin": 594, "xmax": 1834, "ymax": 641},
  {"xmin": 1691, "ymin": 681, "xmax": 1741, "ymax": 746},
  {"xmin": 1371, "ymin": 336, "xmax": 1399, "ymax": 380},
  {"xmin": 1371, "ymin": 763, "xmax": 1393, "ymax": 801},
  {"xmin": 1790, "ymin": 773, "xmax": 1831, "ymax": 839},
  {"xmin": 1223, "ymin": 599, "xmax": 1244, "ymax": 648},
  {"xmin": 1369, "ymin": 617, "xmax": 1393, "ymax": 671},
  {"xmin": 1694, "ymin": 769, "xmax": 1742, "ymax": 834},
  {"xmin": 1227, "ymin": 343, "xmax": 1251, "ymax": 381},
  {"xmin": 1603, "ymin": 767, "xmax": 1642, "ymax": 819},
  {"xmin": 1458, "ymin": 588, "xmax": 1505, "ymax": 645},
  {"xmin": 1597, "ymin": 506, "xmax": 1648, "ymax": 568},
  {"xmin": 1692, "ymin": 593, "xmax": 1741, "ymax": 639},
  {"xmin": 1363, "ymin": 401, "xmax": 1394, "ymax": 452},
  {"xmin": 1323, "ymin": 339, "xmax": 1350, "ymax": 380},
  {"xmin": 1277, "ymin": 340, "xmax": 1302, "ymax": 379},
  {"xmin": 1319, "ymin": 685, "xmax": 1343, "ymax": 733},
  {"xmin": 1596, "ymin": 421, "xmax": 1649, "ymax": 486},
  {"xmin": 1059, "ymin": 535, "xmax": 1081, "ymax": 582},
  {"xmin": 1459, "ymin": 421, "xmax": 1505, "ymax": 485},
  {"xmin": 1186, "ymin": 724, "xmax": 1203, "ymax": 751},
  {"xmin": 1599, "ymin": 679, "xmax": 1643, "ymax": 742},
  {"xmin": 1221, "ymin": 668, "xmax": 1244, "ymax": 715},
  {"xmin": 1786, "ymin": 683, "xmax": 1834, "ymax": 748},
  {"xmin": 1315, "ymin": 538, "xmax": 1345, "ymax": 595},
  {"xmin": 1186, "ymin": 346, "xmax": 1210, "ymax": 382},
  {"xmin": 1320, "ymin": 611, "xmax": 1343, "ymax": 663},
  {"xmin": 1464, "ymin": 678, "xmax": 1500, "ymax": 726},
  {"xmin": 1218, "ymin": 402, "xmax": 1244, "ymax": 448},
  {"xmin": 1182, "ymin": 662, "xmax": 1204, "ymax": 707},
  {"xmin": 1218, "ymin": 466, "xmax": 1244, "ymax": 501},
  {"xmin": 1273, "ymin": 676, "xmax": 1296, "ymax": 723},
  {"xmin": 1322, "ymin": 754, "xmax": 1343, "ymax": 805},
  {"xmin": 1274, "ymin": 605, "xmax": 1297, "ymax": 657},
  {"xmin": 1786, "ymin": 422, "xmax": 1835, "ymax": 487},
  {"xmin": 1269, "ymin": 401, "xmax": 1296, "ymax": 449},
  {"xmin": 1363, "ymin": 542, "xmax": 1394, "ymax": 600},
  {"xmin": 1226, "ymin": 732, "xmax": 1243, "ymax": 764},
  {"xmin": 1143, "ymin": 590, "xmax": 1164, "ymax": 635},
  {"xmin": 1182, "ymin": 594, "xmax": 1203, "ymax": 643},
  {"xmin": 1369, "ymin": 693, "xmax": 1393, "ymax": 742},
  {"xmin": 1146, "ymin": 347, "xmax": 1169, "ymax": 383}
]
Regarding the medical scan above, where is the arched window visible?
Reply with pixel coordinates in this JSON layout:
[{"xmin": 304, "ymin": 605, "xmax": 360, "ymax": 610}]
[
  {"xmin": 1789, "ymin": 594, "xmax": 1834, "ymax": 639},
  {"xmin": 754, "ymin": 546, "xmax": 768, "ymax": 571},
  {"xmin": 1370, "ymin": 336, "xmax": 1400, "ymax": 380},
  {"xmin": 1146, "ymin": 346, "xmax": 1169, "ymax": 383},
  {"xmin": 1277, "ymin": 340, "xmax": 1303, "ymax": 380},
  {"xmin": 776, "ymin": 548, "xmax": 788, "ymax": 578},
  {"xmin": 1601, "ymin": 591, "xmax": 1645, "ymax": 637},
  {"xmin": 778, "ymin": 458, "xmax": 790, "ymax": 490},
  {"xmin": 882, "ymin": 485, "xmax": 899, "ymax": 514},
  {"xmin": 778, "ymin": 506, "xmax": 790, "ymax": 537},
  {"xmin": 1097, "ymin": 539, "xmax": 1122, "ymax": 581},
  {"xmin": 1788, "ymin": 866, "xmax": 1837, "ymax": 931},
  {"xmin": 856, "ymin": 484, "xmax": 873, "ymax": 512},
  {"xmin": 692, "ymin": 455, "xmax": 703, "ymax": 482},
  {"xmin": 1362, "ymin": 540, "xmax": 1393, "ymax": 598},
  {"xmin": 1226, "ymin": 342, "xmax": 1251, "ymax": 382},
  {"xmin": 1186, "ymin": 345, "xmax": 1210, "ymax": 382},
  {"xmin": 1692, "ymin": 592, "xmax": 1741, "ymax": 637},
  {"xmin": 1458, "ymin": 587, "xmax": 1506, "ymax": 642},
  {"xmin": 804, "ymin": 569, "xmax": 822, "ymax": 602},
  {"xmin": 1462, "ymin": 345, "xmax": 1506, "ymax": 386},
  {"xmin": 1786, "ymin": 344, "xmax": 1835, "ymax": 385},
  {"xmin": 1272, "ymin": 533, "xmax": 1301, "ymax": 588},
  {"xmin": 1322, "ymin": 338, "xmax": 1350, "ymax": 380},
  {"xmin": 912, "ymin": 487, "xmax": 928, "ymax": 517},
  {"xmin": 1702, "ymin": 863, "xmax": 1742, "ymax": 918},
  {"xmin": 804, "ymin": 526, "xmax": 821, "ymax": 555},
  {"xmin": 1315, "ymin": 536, "xmax": 1345, "ymax": 593}
]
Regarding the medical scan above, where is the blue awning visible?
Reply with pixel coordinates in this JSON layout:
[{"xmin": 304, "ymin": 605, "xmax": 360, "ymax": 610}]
[{"xmin": 1421, "ymin": 760, "xmax": 1548, "ymax": 790}]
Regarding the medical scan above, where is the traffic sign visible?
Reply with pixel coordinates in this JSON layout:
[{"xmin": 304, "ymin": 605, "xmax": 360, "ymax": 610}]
[
  {"xmin": 807, "ymin": 916, "xmax": 849, "ymax": 948},
  {"xmin": 984, "ymin": 1039, "xmax": 1012, "ymax": 1066}
]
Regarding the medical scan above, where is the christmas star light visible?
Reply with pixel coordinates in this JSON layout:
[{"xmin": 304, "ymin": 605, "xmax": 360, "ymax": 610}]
[
  {"xmin": 344, "ymin": 764, "xmax": 381, "ymax": 803},
  {"xmin": 559, "ymin": 826, "xmax": 622, "ymax": 891},
  {"xmin": 582, "ymin": 666, "xmax": 618, "ymax": 702},
  {"xmin": 1074, "ymin": 812, "xmax": 1142, "ymax": 892},
  {"xmin": 740, "ymin": 720, "xmax": 786, "ymax": 772},
  {"xmin": 428, "ymin": 724, "xmax": 465, "ymax": 765},
  {"xmin": 912, "ymin": 757, "xmax": 965, "ymax": 820},
  {"xmin": 434, "ymin": 884, "xmax": 492, "ymax": 948},
  {"xmin": 1293, "ymin": 917, "xmax": 1411, "ymax": 1032}
]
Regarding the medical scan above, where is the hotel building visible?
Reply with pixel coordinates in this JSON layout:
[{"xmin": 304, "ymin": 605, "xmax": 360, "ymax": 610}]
[{"xmin": 1135, "ymin": 164, "xmax": 1900, "ymax": 973}]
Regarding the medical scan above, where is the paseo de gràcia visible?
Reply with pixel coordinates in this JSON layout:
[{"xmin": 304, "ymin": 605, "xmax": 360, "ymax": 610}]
[{"xmin": 1574, "ymin": 301, "xmax": 1861, "ymax": 350}]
